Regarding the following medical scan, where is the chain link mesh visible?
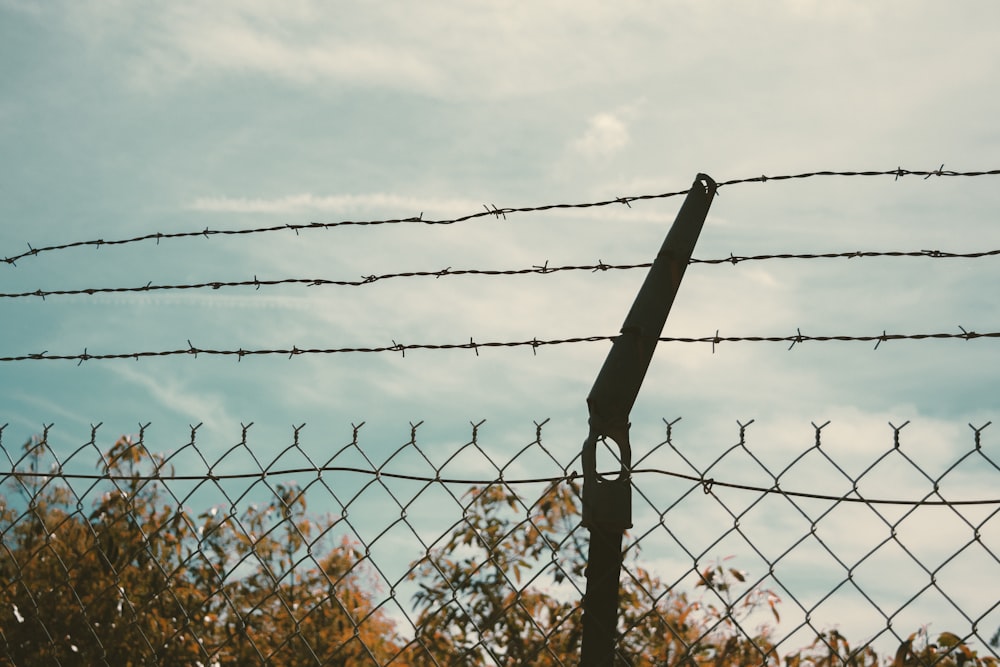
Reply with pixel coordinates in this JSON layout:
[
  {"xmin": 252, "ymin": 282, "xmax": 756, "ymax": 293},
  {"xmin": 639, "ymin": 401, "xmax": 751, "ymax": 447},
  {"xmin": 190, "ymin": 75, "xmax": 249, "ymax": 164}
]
[{"xmin": 1, "ymin": 419, "xmax": 997, "ymax": 666}]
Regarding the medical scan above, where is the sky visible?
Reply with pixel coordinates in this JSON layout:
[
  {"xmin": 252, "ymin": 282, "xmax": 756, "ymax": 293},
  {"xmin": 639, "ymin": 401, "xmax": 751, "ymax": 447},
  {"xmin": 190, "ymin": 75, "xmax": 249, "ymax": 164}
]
[{"xmin": 1, "ymin": 0, "xmax": 999, "ymax": 657}]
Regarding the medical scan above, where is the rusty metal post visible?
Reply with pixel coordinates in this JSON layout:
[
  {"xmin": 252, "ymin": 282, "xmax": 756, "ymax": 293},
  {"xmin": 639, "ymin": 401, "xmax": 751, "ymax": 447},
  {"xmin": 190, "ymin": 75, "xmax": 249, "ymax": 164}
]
[{"xmin": 580, "ymin": 174, "xmax": 716, "ymax": 666}]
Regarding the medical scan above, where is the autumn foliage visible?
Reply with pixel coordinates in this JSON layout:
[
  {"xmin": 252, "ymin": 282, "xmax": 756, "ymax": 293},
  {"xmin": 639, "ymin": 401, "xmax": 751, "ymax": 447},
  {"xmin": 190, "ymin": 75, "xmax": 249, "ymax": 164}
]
[{"xmin": 1, "ymin": 435, "xmax": 996, "ymax": 666}]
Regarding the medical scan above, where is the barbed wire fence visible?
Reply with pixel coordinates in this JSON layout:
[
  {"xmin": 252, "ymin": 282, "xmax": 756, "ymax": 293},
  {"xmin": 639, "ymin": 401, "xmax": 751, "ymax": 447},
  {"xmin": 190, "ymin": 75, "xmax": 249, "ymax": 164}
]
[
  {"xmin": 3, "ymin": 165, "xmax": 1000, "ymax": 365},
  {"xmin": 2, "ymin": 165, "xmax": 1000, "ymax": 665},
  {"xmin": 1, "ymin": 419, "xmax": 997, "ymax": 665}
]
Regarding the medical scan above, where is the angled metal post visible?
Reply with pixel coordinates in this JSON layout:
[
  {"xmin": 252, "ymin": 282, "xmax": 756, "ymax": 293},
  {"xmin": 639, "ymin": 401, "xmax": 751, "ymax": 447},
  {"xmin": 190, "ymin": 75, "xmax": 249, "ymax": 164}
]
[{"xmin": 580, "ymin": 173, "xmax": 716, "ymax": 666}]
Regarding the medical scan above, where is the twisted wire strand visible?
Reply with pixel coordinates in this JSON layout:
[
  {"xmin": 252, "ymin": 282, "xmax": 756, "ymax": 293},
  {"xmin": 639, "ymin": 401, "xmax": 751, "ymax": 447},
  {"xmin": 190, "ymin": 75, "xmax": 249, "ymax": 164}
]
[
  {"xmin": 4, "ymin": 166, "xmax": 998, "ymax": 266},
  {"xmin": 4, "ymin": 248, "xmax": 999, "ymax": 300},
  {"xmin": 2, "ymin": 328, "xmax": 997, "ymax": 363}
]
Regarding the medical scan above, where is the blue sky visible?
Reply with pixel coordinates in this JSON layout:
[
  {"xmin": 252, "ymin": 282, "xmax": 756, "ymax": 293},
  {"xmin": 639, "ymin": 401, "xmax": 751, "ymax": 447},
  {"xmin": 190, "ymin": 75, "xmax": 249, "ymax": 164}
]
[{"xmin": 2, "ymin": 1, "xmax": 999, "ymax": 653}]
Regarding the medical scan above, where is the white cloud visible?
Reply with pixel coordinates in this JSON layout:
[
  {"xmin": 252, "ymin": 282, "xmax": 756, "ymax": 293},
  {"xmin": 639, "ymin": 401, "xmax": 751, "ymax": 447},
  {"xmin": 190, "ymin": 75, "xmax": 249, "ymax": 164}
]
[
  {"xmin": 49, "ymin": 2, "xmax": 443, "ymax": 93},
  {"xmin": 188, "ymin": 192, "xmax": 483, "ymax": 216},
  {"xmin": 571, "ymin": 112, "xmax": 630, "ymax": 159},
  {"xmin": 44, "ymin": 3, "xmax": 696, "ymax": 98},
  {"xmin": 147, "ymin": 12, "xmax": 441, "ymax": 90}
]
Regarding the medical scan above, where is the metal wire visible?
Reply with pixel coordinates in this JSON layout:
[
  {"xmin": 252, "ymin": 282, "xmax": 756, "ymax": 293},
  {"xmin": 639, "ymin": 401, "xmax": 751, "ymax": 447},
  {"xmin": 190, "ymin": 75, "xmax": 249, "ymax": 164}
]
[
  {"xmin": 4, "ymin": 461, "xmax": 998, "ymax": 507},
  {"xmin": 1, "ymin": 419, "xmax": 997, "ymax": 665},
  {"xmin": 3, "ymin": 248, "xmax": 998, "ymax": 301},
  {"xmin": 2, "ymin": 328, "xmax": 998, "ymax": 364},
  {"xmin": 4, "ymin": 166, "xmax": 999, "ymax": 267}
]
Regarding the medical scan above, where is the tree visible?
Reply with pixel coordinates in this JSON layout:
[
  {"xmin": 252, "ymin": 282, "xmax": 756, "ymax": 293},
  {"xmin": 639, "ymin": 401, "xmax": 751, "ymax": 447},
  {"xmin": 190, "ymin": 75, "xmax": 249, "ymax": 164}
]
[
  {"xmin": 0, "ymin": 434, "xmax": 404, "ymax": 666},
  {"xmin": 406, "ymin": 481, "xmax": 780, "ymax": 666},
  {"xmin": 407, "ymin": 479, "xmax": 998, "ymax": 667},
  {"xmin": 406, "ymin": 481, "xmax": 585, "ymax": 664},
  {"xmin": 2, "ymin": 433, "xmax": 997, "ymax": 666}
]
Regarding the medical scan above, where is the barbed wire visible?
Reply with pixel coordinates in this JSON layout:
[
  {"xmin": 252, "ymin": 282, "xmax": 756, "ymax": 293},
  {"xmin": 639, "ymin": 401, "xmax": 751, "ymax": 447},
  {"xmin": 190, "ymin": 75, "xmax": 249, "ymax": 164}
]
[
  {"xmin": 4, "ymin": 166, "xmax": 998, "ymax": 267},
  {"xmin": 3, "ymin": 464, "xmax": 997, "ymax": 507},
  {"xmin": 4, "ymin": 248, "xmax": 998, "ymax": 301},
  {"xmin": 1, "ymin": 327, "xmax": 997, "ymax": 363}
]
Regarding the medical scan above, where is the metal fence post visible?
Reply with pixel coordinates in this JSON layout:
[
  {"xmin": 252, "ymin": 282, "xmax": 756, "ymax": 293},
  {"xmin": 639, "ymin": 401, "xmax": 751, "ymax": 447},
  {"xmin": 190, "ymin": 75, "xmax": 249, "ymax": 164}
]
[{"xmin": 580, "ymin": 173, "xmax": 717, "ymax": 665}]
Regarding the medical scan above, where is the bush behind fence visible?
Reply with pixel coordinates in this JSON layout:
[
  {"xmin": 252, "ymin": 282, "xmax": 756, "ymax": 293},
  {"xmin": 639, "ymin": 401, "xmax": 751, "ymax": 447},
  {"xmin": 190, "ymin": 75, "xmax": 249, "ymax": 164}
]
[{"xmin": 1, "ymin": 420, "xmax": 997, "ymax": 666}]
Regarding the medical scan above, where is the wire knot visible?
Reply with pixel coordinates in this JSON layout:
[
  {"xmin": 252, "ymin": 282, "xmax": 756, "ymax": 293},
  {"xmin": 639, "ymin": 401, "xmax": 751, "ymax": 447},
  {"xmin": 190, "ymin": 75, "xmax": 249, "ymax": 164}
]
[
  {"xmin": 788, "ymin": 328, "xmax": 805, "ymax": 350},
  {"xmin": 924, "ymin": 163, "xmax": 945, "ymax": 179}
]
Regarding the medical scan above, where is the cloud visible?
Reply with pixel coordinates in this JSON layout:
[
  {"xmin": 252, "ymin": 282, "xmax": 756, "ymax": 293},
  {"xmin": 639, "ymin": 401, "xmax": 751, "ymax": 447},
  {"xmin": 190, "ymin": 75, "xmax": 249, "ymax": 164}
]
[
  {"xmin": 45, "ymin": 2, "xmax": 443, "ymax": 93},
  {"xmin": 106, "ymin": 365, "xmax": 239, "ymax": 439},
  {"xmin": 8, "ymin": 393, "xmax": 94, "ymax": 430},
  {"xmin": 571, "ymin": 112, "xmax": 630, "ymax": 159},
  {"xmin": 146, "ymin": 14, "xmax": 442, "ymax": 90},
  {"xmin": 39, "ymin": 3, "xmax": 698, "ymax": 98},
  {"xmin": 187, "ymin": 192, "xmax": 483, "ymax": 216},
  {"xmin": 186, "ymin": 189, "xmax": 688, "ymax": 230}
]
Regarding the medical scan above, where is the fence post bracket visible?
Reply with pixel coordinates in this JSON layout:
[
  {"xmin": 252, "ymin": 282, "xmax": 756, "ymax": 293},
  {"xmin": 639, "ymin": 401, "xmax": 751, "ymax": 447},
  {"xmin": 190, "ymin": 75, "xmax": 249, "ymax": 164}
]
[{"xmin": 580, "ymin": 173, "xmax": 716, "ymax": 665}]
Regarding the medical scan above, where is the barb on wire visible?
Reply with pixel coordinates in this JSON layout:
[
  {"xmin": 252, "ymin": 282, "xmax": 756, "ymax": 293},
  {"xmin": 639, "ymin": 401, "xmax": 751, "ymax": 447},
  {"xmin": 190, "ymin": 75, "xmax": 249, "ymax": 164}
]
[
  {"xmin": 4, "ymin": 248, "xmax": 999, "ymax": 301},
  {"xmin": 2, "ymin": 328, "xmax": 998, "ymax": 363},
  {"xmin": 4, "ymin": 167, "xmax": 999, "ymax": 266}
]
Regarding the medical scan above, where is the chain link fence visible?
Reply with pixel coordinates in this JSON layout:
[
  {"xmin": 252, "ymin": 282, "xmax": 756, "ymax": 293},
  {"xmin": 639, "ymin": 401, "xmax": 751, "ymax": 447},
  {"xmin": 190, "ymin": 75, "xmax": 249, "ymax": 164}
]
[{"xmin": 1, "ymin": 419, "xmax": 997, "ymax": 666}]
